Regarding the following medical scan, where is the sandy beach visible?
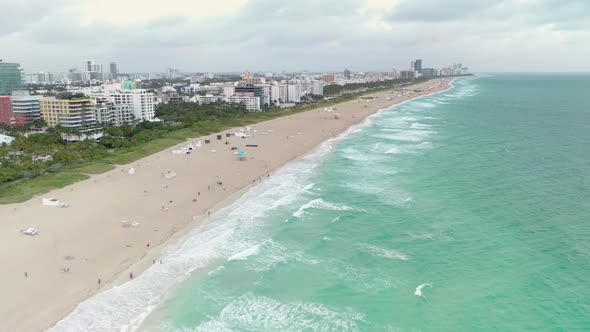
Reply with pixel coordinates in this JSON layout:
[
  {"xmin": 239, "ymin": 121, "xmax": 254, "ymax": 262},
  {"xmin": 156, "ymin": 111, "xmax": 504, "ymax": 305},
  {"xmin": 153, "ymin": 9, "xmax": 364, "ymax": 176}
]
[{"xmin": 0, "ymin": 78, "xmax": 453, "ymax": 331}]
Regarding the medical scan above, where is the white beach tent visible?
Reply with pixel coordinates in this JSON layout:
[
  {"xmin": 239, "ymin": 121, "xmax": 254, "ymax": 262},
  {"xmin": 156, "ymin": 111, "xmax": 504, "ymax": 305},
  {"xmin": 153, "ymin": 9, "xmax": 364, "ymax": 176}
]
[
  {"xmin": 21, "ymin": 227, "xmax": 39, "ymax": 236},
  {"xmin": 42, "ymin": 198, "xmax": 61, "ymax": 207}
]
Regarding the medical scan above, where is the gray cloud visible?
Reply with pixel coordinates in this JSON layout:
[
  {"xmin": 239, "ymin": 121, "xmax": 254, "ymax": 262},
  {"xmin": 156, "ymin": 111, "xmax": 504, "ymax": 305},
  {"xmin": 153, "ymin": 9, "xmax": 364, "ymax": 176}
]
[
  {"xmin": 0, "ymin": 0, "xmax": 589, "ymax": 72},
  {"xmin": 389, "ymin": 0, "xmax": 500, "ymax": 22},
  {"xmin": 0, "ymin": 0, "xmax": 66, "ymax": 35}
]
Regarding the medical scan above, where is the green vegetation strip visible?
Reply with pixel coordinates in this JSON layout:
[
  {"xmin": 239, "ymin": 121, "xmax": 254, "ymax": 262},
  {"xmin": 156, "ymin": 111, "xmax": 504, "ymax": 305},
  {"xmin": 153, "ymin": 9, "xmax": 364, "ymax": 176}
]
[
  {"xmin": 63, "ymin": 163, "xmax": 115, "ymax": 174},
  {"xmin": 0, "ymin": 172, "xmax": 89, "ymax": 204}
]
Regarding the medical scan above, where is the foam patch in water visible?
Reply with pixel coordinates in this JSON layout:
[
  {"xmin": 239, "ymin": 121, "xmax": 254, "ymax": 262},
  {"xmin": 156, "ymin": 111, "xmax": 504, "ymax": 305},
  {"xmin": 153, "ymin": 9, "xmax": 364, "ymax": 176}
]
[
  {"xmin": 360, "ymin": 244, "xmax": 410, "ymax": 261},
  {"xmin": 194, "ymin": 294, "xmax": 365, "ymax": 331},
  {"xmin": 293, "ymin": 198, "xmax": 355, "ymax": 218}
]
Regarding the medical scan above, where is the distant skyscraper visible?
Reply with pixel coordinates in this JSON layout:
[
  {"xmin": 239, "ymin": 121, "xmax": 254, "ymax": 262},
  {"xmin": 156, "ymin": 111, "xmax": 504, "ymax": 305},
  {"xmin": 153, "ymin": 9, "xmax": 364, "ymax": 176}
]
[
  {"xmin": 344, "ymin": 69, "xmax": 351, "ymax": 79},
  {"xmin": 109, "ymin": 62, "xmax": 118, "ymax": 79},
  {"xmin": 0, "ymin": 60, "xmax": 24, "ymax": 96},
  {"xmin": 414, "ymin": 59, "xmax": 422, "ymax": 72},
  {"xmin": 82, "ymin": 60, "xmax": 94, "ymax": 72},
  {"xmin": 165, "ymin": 68, "xmax": 180, "ymax": 78}
]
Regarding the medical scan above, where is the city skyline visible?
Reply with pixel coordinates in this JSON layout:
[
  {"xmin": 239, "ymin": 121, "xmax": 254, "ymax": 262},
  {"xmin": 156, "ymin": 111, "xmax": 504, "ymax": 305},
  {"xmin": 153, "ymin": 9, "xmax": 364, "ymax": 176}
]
[{"xmin": 2, "ymin": 0, "xmax": 590, "ymax": 72}]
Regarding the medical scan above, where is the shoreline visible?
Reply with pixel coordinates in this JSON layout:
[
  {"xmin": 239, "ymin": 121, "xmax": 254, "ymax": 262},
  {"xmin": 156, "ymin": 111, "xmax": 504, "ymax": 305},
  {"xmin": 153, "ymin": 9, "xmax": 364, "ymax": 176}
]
[{"xmin": 0, "ymin": 78, "xmax": 455, "ymax": 332}]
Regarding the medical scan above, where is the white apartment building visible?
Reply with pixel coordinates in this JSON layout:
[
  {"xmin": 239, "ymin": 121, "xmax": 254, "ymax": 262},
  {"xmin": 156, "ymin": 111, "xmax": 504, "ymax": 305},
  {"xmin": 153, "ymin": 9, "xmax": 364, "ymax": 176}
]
[
  {"xmin": 223, "ymin": 84, "xmax": 236, "ymax": 97},
  {"xmin": 270, "ymin": 83, "xmax": 288, "ymax": 104},
  {"xmin": 109, "ymin": 89, "xmax": 155, "ymax": 121},
  {"xmin": 287, "ymin": 84, "xmax": 302, "ymax": 103},
  {"xmin": 259, "ymin": 84, "xmax": 271, "ymax": 106},
  {"xmin": 226, "ymin": 96, "xmax": 261, "ymax": 112},
  {"xmin": 95, "ymin": 98, "xmax": 134, "ymax": 126},
  {"xmin": 312, "ymin": 80, "xmax": 324, "ymax": 95},
  {"xmin": 25, "ymin": 72, "xmax": 55, "ymax": 84}
]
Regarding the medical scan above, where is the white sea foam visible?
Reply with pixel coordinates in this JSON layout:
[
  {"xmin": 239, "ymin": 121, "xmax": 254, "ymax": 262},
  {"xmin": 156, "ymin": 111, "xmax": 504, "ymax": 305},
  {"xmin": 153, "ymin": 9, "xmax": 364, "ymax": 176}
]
[
  {"xmin": 375, "ymin": 130, "xmax": 434, "ymax": 142},
  {"xmin": 385, "ymin": 146, "xmax": 403, "ymax": 154},
  {"xmin": 194, "ymin": 294, "xmax": 365, "ymax": 331},
  {"xmin": 361, "ymin": 244, "xmax": 409, "ymax": 261},
  {"xmin": 411, "ymin": 101, "xmax": 437, "ymax": 109},
  {"xmin": 415, "ymin": 283, "xmax": 432, "ymax": 297},
  {"xmin": 408, "ymin": 232, "xmax": 436, "ymax": 240},
  {"xmin": 343, "ymin": 183, "xmax": 412, "ymax": 207},
  {"xmin": 293, "ymin": 198, "xmax": 355, "ymax": 218},
  {"xmin": 370, "ymin": 140, "xmax": 433, "ymax": 155},
  {"xmin": 322, "ymin": 236, "xmax": 333, "ymax": 241},
  {"xmin": 410, "ymin": 122, "xmax": 433, "ymax": 129},
  {"xmin": 380, "ymin": 193, "xmax": 413, "ymax": 207},
  {"xmin": 227, "ymin": 242, "xmax": 262, "ymax": 261},
  {"xmin": 207, "ymin": 265, "xmax": 225, "ymax": 276},
  {"xmin": 231, "ymin": 239, "xmax": 318, "ymax": 272},
  {"xmin": 331, "ymin": 216, "xmax": 341, "ymax": 223}
]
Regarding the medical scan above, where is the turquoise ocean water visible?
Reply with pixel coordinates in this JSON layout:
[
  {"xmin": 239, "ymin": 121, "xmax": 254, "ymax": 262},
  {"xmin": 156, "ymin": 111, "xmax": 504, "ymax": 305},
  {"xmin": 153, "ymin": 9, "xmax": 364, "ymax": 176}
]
[{"xmin": 54, "ymin": 75, "xmax": 590, "ymax": 331}]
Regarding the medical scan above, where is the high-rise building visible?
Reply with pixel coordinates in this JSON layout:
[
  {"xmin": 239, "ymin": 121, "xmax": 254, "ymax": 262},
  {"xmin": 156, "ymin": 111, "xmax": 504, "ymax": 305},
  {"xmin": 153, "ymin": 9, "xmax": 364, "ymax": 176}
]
[
  {"xmin": 109, "ymin": 89, "xmax": 155, "ymax": 121},
  {"xmin": 259, "ymin": 84, "xmax": 272, "ymax": 106},
  {"xmin": 94, "ymin": 97, "xmax": 133, "ymax": 126},
  {"xmin": 312, "ymin": 80, "xmax": 324, "ymax": 96},
  {"xmin": 226, "ymin": 95, "xmax": 261, "ymax": 111},
  {"xmin": 223, "ymin": 84, "xmax": 236, "ymax": 97},
  {"xmin": 40, "ymin": 97, "xmax": 98, "ymax": 131},
  {"xmin": 413, "ymin": 59, "xmax": 422, "ymax": 72},
  {"xmin": 25, "ymin": 72, "xmax": 55, "ymax": 84},
  {"xmin": 0, "ymin": 60, "xmax": 24, "ymax": 96},
  {"xmin": 109, "ymin": 62, "xmax": 118, "ymax": 79},
  {"xmin": 235, "ymin": 83, "xmax": 263, "ymax": 101},
  {"xmin": 287, "ymin": 83, "xmax": 302, "ymax": 102},
  {"xmin": 322, "ymin": 73, "xmax": 335, "ymax": 83},
  {"xmin": 419, "ymin": 68, "xmax": 438, "ymax": 77},
  {"xmin": 399, "ymin": 70, "xmax": 416, "ymax": 80},
  {"xmin": 0, "ymin": 96, "xmax": 17, "ymax": 125},
  {"xmin": 165, "ymin": 68, "xmax": 180, "ymax": 78},
  {"xmin": 344, "ymin": 69, "xmax": 351, "ymax": 79},
  {"xmin": 10, "ymin": 92, "xmax": 41, "ymax": 125},
  {"xmin": 81, "ymin": 60, "xmax": 95, "ymax": 72}
]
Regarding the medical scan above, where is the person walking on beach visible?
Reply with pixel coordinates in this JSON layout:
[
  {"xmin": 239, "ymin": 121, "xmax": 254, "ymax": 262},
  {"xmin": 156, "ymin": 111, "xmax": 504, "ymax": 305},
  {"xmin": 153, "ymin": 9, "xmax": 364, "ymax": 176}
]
[
  {"xmin": 98, "ymin": 278, "xmax": 101, "ymax": 285},
  {"xmin": 129, "ymin": 272, "xmax": 133, "ymax": 279},
  {"xmin": 24, "ymin": 272, "xmax": 27, "ymax": 278}
]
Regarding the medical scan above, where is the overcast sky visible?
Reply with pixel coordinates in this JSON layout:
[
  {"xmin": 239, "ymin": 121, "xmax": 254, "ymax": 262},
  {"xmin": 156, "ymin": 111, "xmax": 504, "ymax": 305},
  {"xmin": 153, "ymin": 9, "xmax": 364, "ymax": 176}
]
[{"xmin": 1, "ymin": 0, "xmax": 589, "ymax": 73}]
